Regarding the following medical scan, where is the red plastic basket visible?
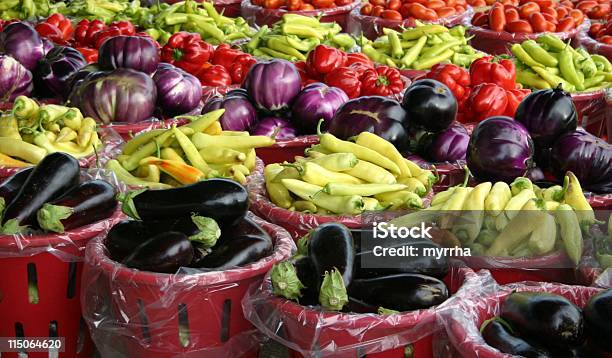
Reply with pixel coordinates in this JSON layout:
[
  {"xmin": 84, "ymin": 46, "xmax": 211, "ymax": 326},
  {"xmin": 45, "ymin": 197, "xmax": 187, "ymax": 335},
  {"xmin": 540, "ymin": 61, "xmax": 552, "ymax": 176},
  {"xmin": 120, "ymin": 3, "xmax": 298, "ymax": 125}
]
[
  {"xmin": 81, "ymin": 213, "xmax": 295, "ymax": 357},
  {"xmin": 243, "ymin": 267, "xmax": 481, "ymax": 358},
  {"xmin": 0, "ymin": 208, "xmax": 124, "ymax": 358},
  {"xmin": 573, "ymin": 89, "xmax": 608, "ymax": 141},
  {"xmin": 443, "ymin": 282, "xmax": 604, "ymax": 358},
  {"xmin": 240, "ymin": 0, "xmax": 360, "ymax": 31},
  {"xmin": 574, "ymin": 27, "xmax": 612, "ymax": 61},
  {"xmin": 255, "ymin": 135, "xmax": 319, "ymax": 165},
  {"xmin": 101, "ymin": 118, "xmax": 190, "ymax": 141}
]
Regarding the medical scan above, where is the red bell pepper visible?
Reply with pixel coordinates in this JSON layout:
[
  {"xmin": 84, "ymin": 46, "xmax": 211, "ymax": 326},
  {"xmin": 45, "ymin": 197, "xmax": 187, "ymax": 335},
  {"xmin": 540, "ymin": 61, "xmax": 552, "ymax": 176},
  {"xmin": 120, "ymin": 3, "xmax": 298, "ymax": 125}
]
[
  {"xmin": 110, "ymin": 21, "xmax": 136, "ymax": 36},
  {"xmin": 504, "ymin": 88, "xmax": 531, "ymax": 117},
  {"xmin": 230, "ymin": 54, "xmax": 257, "ymax": 84},
  {"xmin": 425, "ymin": 63, "xmax": 471, "ymax": 111},
  {"xmin": 360, "ymin": 66, "xmax": 404, "ymax": 97},
  {"xmin": 345, "ymin": 52, "xmax": 374, "ymax": 68},
  {"xmin": 76, "ymin": 47, "xmax": 99, "ymax": 64},
  {"xmin": 324, "ymin": 67, "xmax": 362, "ymax": 99},
  {"xmin": 199, "ymin": 65, "xmax": 232, "ymax": 87},
  {"xmin": 306, "ymin": 45, "xmax": 348, "ymax": 77},
  {"xmin": 470, "ymin": 56, "xmax": 517, "ymax": 91},
  {"xmin": 464, "ymin": 83, "xmax": 509, "ymax": 123},
  {"xmin": 161, "ymin": 32, "xmax": 214, "ymax": 78},
  {"xmin": 35, "ymin": 13, "xmax": 73, "ymax": 44},
  {"xmin": 211, "ymin": 44, "xmax": 244, "ymax": 70},
  {"xmin": 93, "ymin": 26, "xmax": 122, "ymax": 48},
  {"xmin": 74, "ymin": 19, "xmax": 105, "ymax": 48}
]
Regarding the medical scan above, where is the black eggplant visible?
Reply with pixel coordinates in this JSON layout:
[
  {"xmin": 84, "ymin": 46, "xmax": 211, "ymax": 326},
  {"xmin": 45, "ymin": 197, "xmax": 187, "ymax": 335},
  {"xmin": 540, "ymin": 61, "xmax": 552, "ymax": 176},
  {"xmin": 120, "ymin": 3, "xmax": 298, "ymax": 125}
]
[
  {"xmin": 0, "ymin": 167, "xmax": 33, "ymax": 204},
  {"xmin": 501, "ymin": 292, "xmax": 584, "ymax": 348},
  {"xmin": 123, "ymin": 231, "xmax": 194, "ymax": 273},
  {"xmin": 215, "ymin": 216, "xmax": 270, "ymax": 247},
  {"xmin": 36, "ymin": 180, "xmax": 117, "ymax": 233},
  {"xmin": 343, "ymin": 297, "xmax": 377, "ymax": 314},
  {"xmin": 481, "ymin": 317, "xmax": 553, "ymax": 358},
  {"xmin": 308, "ymin": 222, "xmax": 354, "ymax": 287},
  {"xmin": 2, "ymin": 152, "xmax": 79, "ymax": 232},
  {"xmin": 123, "ymin": 178, "xmax": 248, "ymax": 226},
  {"xmin": 348, "ymin": 273, "xmax": 448, "ymax": 312},
  {"xmin": 402, "ymin": 79, "xmax": 457, "ymax": 133},
  {"xmin": 195, "ymin": 234, "xmax": 272, "ymax": 270},
  {"xmin": 292, "ymin": 255, "xmax": 319, "ymax": 306},
  {"xmin": 550, "ymin": 344, "xmax": 602, "ymax": 358},
  {"xmin": 584, "ymin": 289, "xmax": 612, "ymax": 352}
]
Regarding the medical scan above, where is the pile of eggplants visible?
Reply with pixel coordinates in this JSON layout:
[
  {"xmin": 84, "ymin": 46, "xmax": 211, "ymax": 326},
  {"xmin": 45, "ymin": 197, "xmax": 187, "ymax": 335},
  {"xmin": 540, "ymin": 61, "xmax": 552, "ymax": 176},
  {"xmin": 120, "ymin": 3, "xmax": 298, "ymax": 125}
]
[
  {"xmin": 0, "ymin": 152, "xmax": 117, "ymax": 235},
  {"xmin": 202, "ymin": 60, "xmax": 348, "ymax": 139},
  {"xmin": 106, "ymin": 179, "xmax": 276, "ymax": 274},
  {"xmin": 271, "ymin": 222, "xmax": 449, "ymax": 313},
  {"xmin": 481, "ymin": 289, "xmax": 612, "ymax": 357},
  {"xmin": 468, "ymin": 86, "xmax": 612, "ymax": 193}
]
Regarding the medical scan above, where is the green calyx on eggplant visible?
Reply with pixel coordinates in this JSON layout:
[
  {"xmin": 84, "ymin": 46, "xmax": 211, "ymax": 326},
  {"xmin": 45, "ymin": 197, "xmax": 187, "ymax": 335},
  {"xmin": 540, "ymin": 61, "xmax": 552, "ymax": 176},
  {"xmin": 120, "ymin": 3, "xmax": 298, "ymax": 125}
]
[
  {"xmin": 2, "ymin": 152, "xmax": 79, "ymax": 234},
  {"xmin": 348, "ymin": 273, "xmax": 449, "ymax": 312},
  {"xmin": 36, "ymin": 180, "xmax": 117, "ymax": 233},
  {"xmin": 296, "ymin": 234, "xmax": 309, "ymax": 257},
  {"xmin": 481, "ymin": 317, "xmax": 553, "ymax": 358},
  {"xmin": 119, "ymin": 178, "xmax": 248, "ymax": 226},
  {"xmin": 271, "ymin": 261, "xmax": 305, "ymax": 301},
  {"xmin": 584, "ymin": 289, "xmax": 612, "ymax": 352},
  {"xmin": 308, "ymin": 222, "xmax": 355, "ymax": 288},
  {"xmin": 319, "ymin": 268, "xmax": 349, "ymax": 311},
  {"xmin": 501, "ymin": 291, "xmax": 585, "ymax": 348},
  {"xmin": 122, "ymin": 231, "xmax": 194, "ymax": 273}
]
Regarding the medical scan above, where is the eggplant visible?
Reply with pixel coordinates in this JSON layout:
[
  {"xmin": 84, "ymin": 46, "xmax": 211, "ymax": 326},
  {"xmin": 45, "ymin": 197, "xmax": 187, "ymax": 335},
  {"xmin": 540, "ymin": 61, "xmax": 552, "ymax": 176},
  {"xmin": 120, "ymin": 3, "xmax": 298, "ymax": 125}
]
[
  {"xmin": 481, "ymin": 317, "xmax": 553, "ymax": 358},
  {"xmin": 292, "ymin": 255, "xmax": 319, "ymax": 306},
  {"xmin": 123, "ymin": 231, "xmax": 194, "ymax": 273},
  {"xmin": 194, "ymin": 234, "xmax": 273, "ymax": 270},
  {"xmin": 308, "ymin": 222, "xmax": 355, "ymax": 287},
  {"xmin": 2, "ymin": 152, "xmax": 79, "ymax": 232},
  {"xmin": 348, "ymin": 273, "xmax": 448, "ymax": 312},
  {"xmin": 550, "ymin": 344, "xmax": 602, "ymax": 358},
  {"xmin": 0, "ymin": 167, "xmax": 33, "ymax": 204},
  {"xmin": 584, "ymin": 289, "xmax": 612, "ymax": 352},
  {"xmin": 124, "ymin": 178, "xmax": 248, "ymax": 226},
  {"xmin": 36, "ymin": 180, "xmax": 117, "ymax": 233},
  {"xmin": 343, "ymin": 297, "xmax": 377, "ymax": 314},
  {"xmin": 501, "ymin": 292, "xmax": 584, "ymax": 348},
  {"xmin": 215, "ymin": 217, "xmax": 270, "ymax": 247}
]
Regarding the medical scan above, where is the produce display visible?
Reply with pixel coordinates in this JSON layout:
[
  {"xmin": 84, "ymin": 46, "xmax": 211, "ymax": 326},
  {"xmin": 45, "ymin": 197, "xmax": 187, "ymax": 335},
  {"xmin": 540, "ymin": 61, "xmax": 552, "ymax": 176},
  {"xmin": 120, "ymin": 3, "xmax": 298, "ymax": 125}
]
[
  {"xmin": 359, "ymin": 0, "xmax": 468, "ymax": 21},
  {"xmin": 250, "ymin": 0, "xmax": 354, "ymax": 10},
  {"xmin": 243, "ymin": 14, "xmax": 357, "ymax": 61},
  {"xmin": 107, "ymin": 110, "xmax": 271, "ymax": 187},
  {"xmin": 0, "ymin": 99, "xmax": 102, "ymax": 166},
  {"xmin": 482, "ymin": 290, "xmax": 611, "ymax": 356},
  {"xmin": 589, "ymin": 19, "xmax": 612, "ymax": 45},
  {"xmin": 360, "ymin": 25, "xmax": 484, "ymax": 70},
  {"xmin": 270, "ymin": 222, "xmax": 449, "ymax": 311},
  {"xmin": 573, "ymin": 0, "xmax": 610, "ymax": 20},
  {"xmin": 264, "ymin": 126, "xmax": 436, "ymax": 213},
  {"xmin": 511, "ymin": 35, "xmax": 612, "ymax": 92},
  {"xmin": 591, "ymin": 214, "xmax": 612, "ymax": 270},
  {"xmin": 471, "ymin": 2, "xmax": 586, "ymax": 34},
  {"xmin": 0, "ymin": 152, "xmax": 117, "ymax": 234}
]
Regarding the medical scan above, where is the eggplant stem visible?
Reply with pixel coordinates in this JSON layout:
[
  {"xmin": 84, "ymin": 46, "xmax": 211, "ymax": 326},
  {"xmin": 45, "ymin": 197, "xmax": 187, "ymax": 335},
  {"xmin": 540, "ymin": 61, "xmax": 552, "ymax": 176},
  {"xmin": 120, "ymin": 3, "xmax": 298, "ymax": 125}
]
[
  {"xmin": 316, "ymin": 118, "xmax": 325, "ymax": 137},
  {"xmin": 461, "ymin": 165, "xmax": 470, "ymax": 187}
]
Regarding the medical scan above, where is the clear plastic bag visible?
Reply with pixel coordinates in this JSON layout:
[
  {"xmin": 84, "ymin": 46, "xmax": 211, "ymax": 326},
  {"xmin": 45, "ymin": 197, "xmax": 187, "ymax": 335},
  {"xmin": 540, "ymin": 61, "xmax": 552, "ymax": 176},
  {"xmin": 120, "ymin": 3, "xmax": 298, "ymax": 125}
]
[
  {"xmin": 572, "ymin": 89, "xmax": 609, "ymax": 141},
  {"xmin": 81, "ymin": 212, "xmax": 296, "ymax": 357},
  {"xmin": 241, "ymin": 267, "xmax": 492, "ymax": 357},
  {"xmin": 575, "ymin": 26, "xmax": 612, "ymax": 61},
  {"xmin": 256, "ymin": 135, "xmax": 320, "ymax": 165},
  {"xmin": 436, "ymin": 280, "xmax": 605, "ymax": 357},
  {"xmin": 347, "ymin": 6, "xmax": 472, "ymax": 40},
  {"xmin": 241, "ymin": 0, "xmax": 360, "ymax": 31}
]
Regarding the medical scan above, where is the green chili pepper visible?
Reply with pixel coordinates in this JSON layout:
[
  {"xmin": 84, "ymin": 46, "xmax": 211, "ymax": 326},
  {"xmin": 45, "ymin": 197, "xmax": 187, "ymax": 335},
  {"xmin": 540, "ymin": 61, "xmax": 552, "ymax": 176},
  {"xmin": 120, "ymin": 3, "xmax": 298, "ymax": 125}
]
[
  {"xmin": 412, "ymin": 49, "xmax": 454, "ymax": 70},
  {"xmin": 521, "ymin": 40, "xmax": 558, "ymax": 67},
  {"xmin": 511, "ymin": 44, "xmax": 542, "ymax": 68},
  {"xmin": 401, "ymin": 36, "xmax": 427, "ymax": 68},
  {"xmin": 532, "ymin": 66, "xmax": 575, "ymax": 92},
  {"xmin": 559, "ymin": 48, "xmax": 584, "ymax": 91}
]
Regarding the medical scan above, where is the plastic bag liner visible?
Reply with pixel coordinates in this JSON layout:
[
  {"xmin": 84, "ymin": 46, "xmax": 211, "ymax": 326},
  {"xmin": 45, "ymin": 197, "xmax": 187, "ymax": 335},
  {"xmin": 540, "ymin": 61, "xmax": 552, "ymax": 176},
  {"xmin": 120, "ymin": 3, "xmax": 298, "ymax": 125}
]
[
  {"xmin": 0, "ymin": 126, "xmax": 124, "ymax": 179},
  {"xmin": 437, "ymin": 280, "xmax": 604, "ymax": 358},
  {"xmin": 256, "ymin": 135, "xmax": 319, "ymax": 165},
  {"xmin": 164, "ymin": 0, "xmax": 242, "ymax": 17},
  {"xmin": 101, "ymin": 117, "xmax": 191, "ymax": 141},
  {"xmin": 347, "ymin": 6, "xmax": 472, "ymax": 40},
  {"xmin": 241, "ymin": 0, "xmax": 360, "ymax": 31},
  {"xmin": 574, "ymin": 27, "xmax": 612, "ymax": 61},
  {"xmin": 0, "ymin": 203, "xmax": 124, "ymax": 358},
  {"xmin": 577, "ymin": 237, "xmax": 612, "ymax": 288},
  {"xmin": 81, "ymin": 212, "xmax": 296, "ymax": 358},
  {"xmin": 468, "ymin": 19, "xmax": 590, "ymax": 56},
  {"xmin": 242, "ymin": 267, "xmax": 490, "ymax": 358},
  {"xmin": 573, "ymin": 88, "xmax": 609, "ymax": 141}
]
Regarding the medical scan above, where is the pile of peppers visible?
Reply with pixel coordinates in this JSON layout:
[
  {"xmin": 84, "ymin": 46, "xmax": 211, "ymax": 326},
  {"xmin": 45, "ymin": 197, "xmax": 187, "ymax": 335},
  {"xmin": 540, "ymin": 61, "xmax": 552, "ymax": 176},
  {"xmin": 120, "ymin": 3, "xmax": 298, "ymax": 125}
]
[
  {"xmin": 425, "ymin": 56, "xmax": 531, "ymax": 123},
  {"xmin": 296, "ymin": 45, "xmax": 405, "ymax": 98},
  {"xmin": 161, "ymin": 32, "xmax": 256, "ymax": 86}
]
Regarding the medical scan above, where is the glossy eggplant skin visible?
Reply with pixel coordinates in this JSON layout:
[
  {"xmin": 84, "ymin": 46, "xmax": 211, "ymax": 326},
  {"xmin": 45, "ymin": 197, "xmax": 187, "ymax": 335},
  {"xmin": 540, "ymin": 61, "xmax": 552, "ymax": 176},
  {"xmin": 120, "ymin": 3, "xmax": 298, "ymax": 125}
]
[
  {"xmin": 0, "ymin": 167, "xmax": 33, "ymax": 204},
  {"xmin": 215, "ymin": 216, "xmax": 270, "ymax": 247},
  {"xmin": 130, "ymin": 178, "xmax": 248, "ymax": 226},
  {"xmin": 123, "ymin": 231, "xmax": 194, "ymax": 273},
  {"xmin": 348, "ymin": 273, "xmax": 448, "ymax": 312},
  {"xmin": 40, "ymin": 180, "xmax": 117, "ymax": 232},
  {"xmin": 584, "ymin": 289, "xmax": 612, "ymax": 352},
  {"xmin": 309, "ymin": 222, "xmax": 355, "ymax": 287},
  {"xmin": 2, "ymin": 153, "xmax": 79, "ymax": 227},
  {"xmin": 106, "ymin": 218, "xmax": 201, "ymax": 261},
  {"xmin": 481, "ymin": 318, "xmax": 553, "ymax": 358},
  {"xmin": 501, "ymin": 292, "xmax": 584, "ymax": 348},
  {"xmin": 291, "ymin": 255, "xmax": 319, "ymax": 306},
  {"xmin": 194, "ymin": 234, "xmax": 272, "ymax": 270},
  {"xmin": 343, "ymin": 297, "xmax": 377, "ymax": 314}
]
